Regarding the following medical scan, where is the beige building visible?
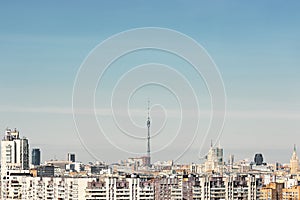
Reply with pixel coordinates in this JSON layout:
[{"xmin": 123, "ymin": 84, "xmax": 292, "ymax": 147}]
[
  {"xmin": 282, "ymin": 185, "xmax": 300, "ymax": 200},
  {"xmin": 290, "ymin": 145, "xmax": 299, "ymax": 174},
  {"xmin": 260, "ymin": 182, "xmax": 284, "ymax": 200},
  {"xmin": 204, "ymin": 143, "xmax": 224, "ymax": 173}
]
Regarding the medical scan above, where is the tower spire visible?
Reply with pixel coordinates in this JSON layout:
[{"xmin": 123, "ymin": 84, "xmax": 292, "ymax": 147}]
[
  {"xmin": 147, "ymin": 99, "xmax": 150, "ymax": 121},
  {"xmin": 146, "ymin": 99, "xmax": 151, "ymax": 167}
]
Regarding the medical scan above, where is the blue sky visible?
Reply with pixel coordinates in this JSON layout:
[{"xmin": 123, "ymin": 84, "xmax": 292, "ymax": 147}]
[{"xmin": 0, "ymin": 1, "xmax": 300, "ymax": 164}]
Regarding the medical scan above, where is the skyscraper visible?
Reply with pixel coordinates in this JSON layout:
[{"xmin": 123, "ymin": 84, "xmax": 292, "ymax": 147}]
[
  {"xmin": 290, "ymin": 145, "xmax": 299, "ymax": 174},
  {"xmin": 254, "ymin": 153, "xmax": 264, "ymax": 166},
  {"xmin": 1, "ymin": 128, "xmax": 29, "ymax": 173},
  {"xmin": 204, "ymin": 142, "xmax": 224, "ymax": 173},
  {"xmin": 32, "ymin": 148, "xmax": 41, "ymax": 166},
  {"xmin": 67, "ymin": 153, "xmax": 76, "ymax": 162}
]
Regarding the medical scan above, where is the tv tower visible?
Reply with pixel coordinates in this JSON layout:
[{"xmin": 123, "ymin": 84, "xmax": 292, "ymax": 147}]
[{"xmin": 146, "ymin": 99, "xmax": 151, "ymax": 167}]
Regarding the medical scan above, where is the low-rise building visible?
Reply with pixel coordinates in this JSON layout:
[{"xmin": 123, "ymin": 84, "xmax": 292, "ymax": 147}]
[{"xmin": 282, "ymin": 185, "xmax": 300, "ymax": 200}]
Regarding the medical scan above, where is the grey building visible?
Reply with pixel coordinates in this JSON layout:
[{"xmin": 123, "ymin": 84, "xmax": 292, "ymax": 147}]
[{"xmin": 31, "ymin": 148, "xmax": 41, "ymax": 166}]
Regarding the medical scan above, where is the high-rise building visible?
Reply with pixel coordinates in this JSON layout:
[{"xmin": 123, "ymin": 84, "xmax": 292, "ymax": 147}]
[
  {"xmin": 228, "ymin": 154, "xmax": 234, "ymax": 166},
  {"xmin": 32, "ymin": 148, "xmax": 41, "ymax": 166},
  {"xmin": 67, "ymin": 153, "xmax": 76, "ymax": 162},
  {"xmin": 1, "ymin": 128, "xmax": 29, "ymax": 172},
  {"xmin": 204, "ymin": 142, "xmax": 224, "ymax": 173},
  {"xmin": 254, "ymin": 153, "xmax": 264, "ymax": 165},
  {"xmin": 1, "ymin": 128, "xmax": 30, "ymax": 199},
  {"xmin": 290, "ymin": 145, "xmax": 299, "ymax": 174}
]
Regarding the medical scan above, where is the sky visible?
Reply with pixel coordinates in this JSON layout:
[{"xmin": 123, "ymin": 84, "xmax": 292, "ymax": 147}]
[{"xmin": 0, "ymin": 1, "xmax": 300, "ymax": 164}]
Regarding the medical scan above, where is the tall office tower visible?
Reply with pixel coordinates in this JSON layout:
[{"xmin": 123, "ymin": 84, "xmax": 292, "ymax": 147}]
[
  {"xmin": 254, "ymin": 153, "xmax": 264, "ymax": 165},
  {"xmin": 216, "ymin": 144, "xmax": 224, "ymax": 164},
  {"xmin": 1, "ymin": 128, "xmax": 29, "ymax": 174},
  {"xmin": 67, "ymin": 153, "xmax": 76, "ymax": 162},
  {"xmin": 228, "ymin": 154, "xmax": 234, "ymax": 166},
  {"xmin": 32, "ymin": 148, "xmax": 41, "ymax": 166},
  {"xmin": 290, "ymin": 145, "xmax": 299, "ymax": 174}
]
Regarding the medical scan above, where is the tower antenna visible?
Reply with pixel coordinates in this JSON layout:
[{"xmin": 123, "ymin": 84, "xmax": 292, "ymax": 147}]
[{"xmin": 146, "ymin": 99, "xmax": 151, "ymax": 167}]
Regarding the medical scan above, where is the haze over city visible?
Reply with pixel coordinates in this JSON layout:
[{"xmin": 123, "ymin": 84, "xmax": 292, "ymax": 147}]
[{"xmin": 0, "ymin": 1, "xmax": 300, "ymax": 165}]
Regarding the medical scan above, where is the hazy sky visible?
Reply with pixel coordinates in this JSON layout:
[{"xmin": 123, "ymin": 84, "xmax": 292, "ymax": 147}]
[{"xmin": 0, "ymin": 1, "xmax": 300, "ymax": 164}]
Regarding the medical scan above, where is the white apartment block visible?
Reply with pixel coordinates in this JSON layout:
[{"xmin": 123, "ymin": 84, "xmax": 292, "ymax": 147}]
[
  {"xmin": 1, "ymin": 129, "xmax": 29, "ymax": 172},
  {"xmin": 1, "ymin": 173, "xmax": 95, "ymax": 200},
  {"xmin": 85, "ymin": 176, "xmax": 154, "ymax": 200},
  {"xmin": 0, "ymin": 171, "xmax": 261, "ymax": 199},
  {"xmin": 1, "ymin": 128, "xmax": 30, "ymax": 199}
]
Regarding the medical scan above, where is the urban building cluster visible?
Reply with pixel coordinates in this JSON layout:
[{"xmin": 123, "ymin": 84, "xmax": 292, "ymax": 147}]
[{"xmin": 1, "ymin": 128, "xmax": 300, "ymax": 200}]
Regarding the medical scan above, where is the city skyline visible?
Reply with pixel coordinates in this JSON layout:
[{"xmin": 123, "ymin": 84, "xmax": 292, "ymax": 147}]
[
  {"xmin": 1, "ymin": 126, "xmax": 300, "ymax": 199},
  {"xmin": 0, "ymin": 1, "xmax": 300, "ymax": 164},
  {"xmin": 0, "ymin": 127, "xmax": 298, "ymax": 166}
]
